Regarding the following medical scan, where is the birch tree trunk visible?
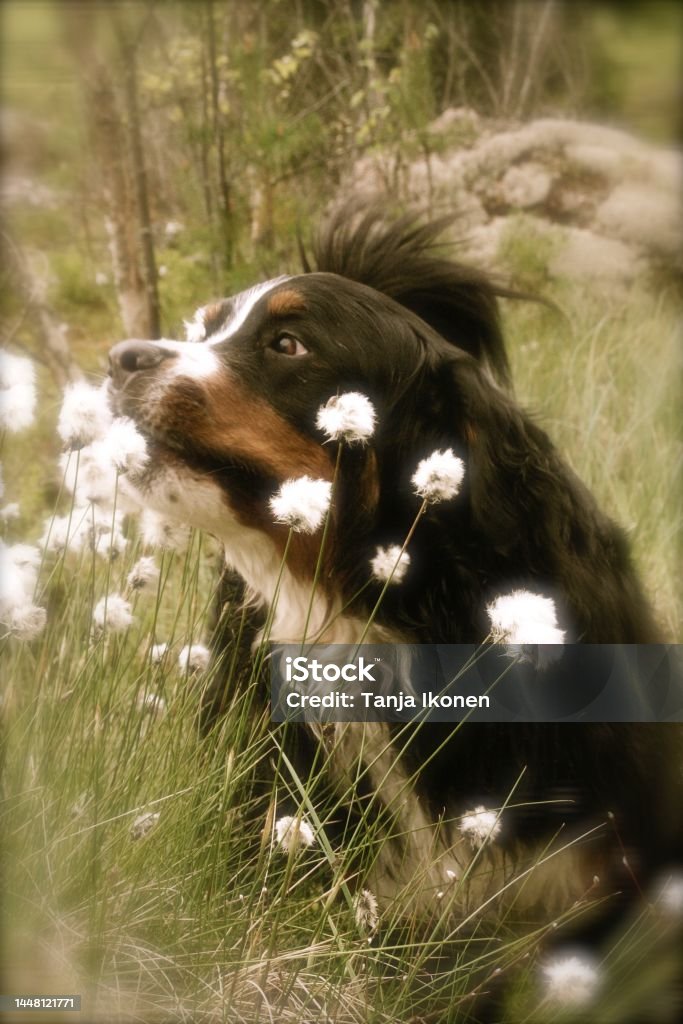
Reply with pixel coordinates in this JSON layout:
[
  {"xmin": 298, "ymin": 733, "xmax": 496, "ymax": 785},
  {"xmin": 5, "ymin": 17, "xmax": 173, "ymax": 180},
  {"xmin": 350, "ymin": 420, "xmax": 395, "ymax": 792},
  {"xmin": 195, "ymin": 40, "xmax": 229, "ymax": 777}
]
[{"xmin": 64, "ymin": 5, "xmax": 160, "ymax": 340}]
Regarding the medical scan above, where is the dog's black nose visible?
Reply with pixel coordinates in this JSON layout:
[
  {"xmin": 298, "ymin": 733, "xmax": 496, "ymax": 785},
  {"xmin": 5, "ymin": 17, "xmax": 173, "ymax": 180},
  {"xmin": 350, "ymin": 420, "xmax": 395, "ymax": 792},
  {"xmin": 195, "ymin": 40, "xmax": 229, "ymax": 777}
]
[{"xmin": 108, "ymin": 340, "xmax": 174, "ymax": 386}]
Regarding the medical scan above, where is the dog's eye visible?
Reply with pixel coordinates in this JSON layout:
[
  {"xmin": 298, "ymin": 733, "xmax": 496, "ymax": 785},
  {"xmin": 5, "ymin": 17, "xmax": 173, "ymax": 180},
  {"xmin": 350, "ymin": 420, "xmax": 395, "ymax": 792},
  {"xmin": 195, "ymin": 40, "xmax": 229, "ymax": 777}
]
[{"xmin": 271, "ymin": 335, "xmax": 308, "ymax": 357}]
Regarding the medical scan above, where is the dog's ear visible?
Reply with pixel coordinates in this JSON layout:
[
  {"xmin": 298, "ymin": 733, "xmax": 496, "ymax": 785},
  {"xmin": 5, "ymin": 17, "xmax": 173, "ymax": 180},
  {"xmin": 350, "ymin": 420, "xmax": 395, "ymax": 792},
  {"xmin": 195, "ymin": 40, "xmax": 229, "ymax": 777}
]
[{"xmin": 439, "ymin": 357, "xmax": 579, "ymax": 557}]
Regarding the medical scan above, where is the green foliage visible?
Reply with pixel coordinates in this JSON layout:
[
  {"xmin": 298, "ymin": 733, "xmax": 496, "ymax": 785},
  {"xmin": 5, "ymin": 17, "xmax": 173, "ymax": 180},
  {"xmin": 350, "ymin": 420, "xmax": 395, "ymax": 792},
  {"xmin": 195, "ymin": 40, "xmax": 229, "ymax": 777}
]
[
  {"xmin": 498, "ymin": 216, "xmax": 560, "ymax": 289},
  {"xmin": 52, "ymin": 251, "xmax": 110, "ymax": 311},
  {"xmin": 583, "ymin": 1, "xmax": 682, "ymax": 142}
]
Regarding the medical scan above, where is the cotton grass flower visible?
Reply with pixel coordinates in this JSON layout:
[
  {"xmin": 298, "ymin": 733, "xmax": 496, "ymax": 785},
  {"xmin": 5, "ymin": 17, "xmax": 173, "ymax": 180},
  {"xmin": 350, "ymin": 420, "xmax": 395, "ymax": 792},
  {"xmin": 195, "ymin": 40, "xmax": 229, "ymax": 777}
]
[
  {"xmin": 130, "ymin": 810, "xmax": 160, "ymax": 840},
  {"xmin": 99, "ymin": 417, "xmax": 149, "ymax": 475},
  {"xmin": 0, "ymin": 541, "xmax": 40, "ymax": 616},
  {"xmin": 150, "ymin": 642, "xmax": 169, "ymax": 664},
  {"xmin": 2, "ymin": 602, "xmax": 47, "ymax": 641},
  {"xmin": 57, "ymin": 381, "xmax": 112, "ymax": 449},
  {"xmin": 92, "ymin": 593, "xmax": 133, "ymax": 634},
  {"xmin": 86, "ymin": 509, "xmax": 127, "ymax": 558},
  {"xmin": 353, "ymin": 888, "xmax": 379, "ymax": 932},
  {"xmin": 140, "ymin": 509, "xmax": 190, "ymax": 551},
  {"xmin": 269, "ymin": 476, "xmax": 332, "ymax": 533},
  {"xmin": 542, "ymin": 955, "xmax": 600, "ymax": 1007},
  {"xmin": 58, "ymin": 418, "xmax": 149, "ymax": 506},
  {"xmin": 274, "ymin": 814, "xmax": 315, "ymax": 853},
  {"xmin": 487, "ymin": 590, "xmax": 566, "ymax": 646},
  {"xmin": 316, "ymin": 392, "xmax": 376, "ymax": 444},
  {"xmin": 0, "ymin": 351, "xmax": 36, "ymax": 432},
  {"xmin": 370, "ymin": 544, "xmax": 411, "ymax": 584},
  {"xmin": 59, "ymin": 448, "xmax": 118, "ymax": 507},
  {"xmin": 178, "ymin": 644, "xmax": 211, "ymax": 674},
  {"xmin": 127, "ymin": 556, "xmax": 159, "ymax": 591},
  {"xmin": 412, "ymin": 449, "xmax": 465, "ymax": 503},
  {"xmin": 460, "ymin": 806, "xmax": 502, "ymax": 848},
  {"xmin": 40, "ymin": 506, "xmax": 127, "ymax": 559}
]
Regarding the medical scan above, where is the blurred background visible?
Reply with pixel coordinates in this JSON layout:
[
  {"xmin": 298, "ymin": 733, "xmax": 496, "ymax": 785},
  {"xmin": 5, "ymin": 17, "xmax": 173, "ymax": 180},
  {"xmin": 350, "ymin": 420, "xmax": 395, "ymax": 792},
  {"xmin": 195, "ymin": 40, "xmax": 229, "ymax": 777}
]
[
  {"xmin": 2, "ymin": 0, "xmax": 681, "ymax": 632},
  {"xmin": 1, "ymin": 5, "xmax": 682, "ymax": 1020}
]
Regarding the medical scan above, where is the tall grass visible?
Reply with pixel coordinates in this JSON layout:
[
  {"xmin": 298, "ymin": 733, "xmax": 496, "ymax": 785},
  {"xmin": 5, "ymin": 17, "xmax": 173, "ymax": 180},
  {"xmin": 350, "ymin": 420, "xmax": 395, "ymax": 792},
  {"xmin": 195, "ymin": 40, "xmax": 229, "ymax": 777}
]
[{"xmin": 2, "ymin": 278, "xmax": 681, "ymax": 1022}]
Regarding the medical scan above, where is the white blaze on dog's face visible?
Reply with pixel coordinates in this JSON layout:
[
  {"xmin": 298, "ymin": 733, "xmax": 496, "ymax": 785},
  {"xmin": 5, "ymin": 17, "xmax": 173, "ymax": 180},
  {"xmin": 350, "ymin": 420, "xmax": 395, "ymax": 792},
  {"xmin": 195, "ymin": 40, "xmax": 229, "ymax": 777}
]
[{"xmin": 108, "ymin": 275, "xmax": 333, "ymax": 538}]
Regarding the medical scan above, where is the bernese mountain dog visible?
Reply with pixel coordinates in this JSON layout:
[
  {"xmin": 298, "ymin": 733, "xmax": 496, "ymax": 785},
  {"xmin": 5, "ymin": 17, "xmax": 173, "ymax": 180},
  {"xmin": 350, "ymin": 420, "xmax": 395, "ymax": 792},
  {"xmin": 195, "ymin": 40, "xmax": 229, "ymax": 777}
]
[{"xmin": 107, "ymin": 206, "xmax": 681, "ymax": 949}]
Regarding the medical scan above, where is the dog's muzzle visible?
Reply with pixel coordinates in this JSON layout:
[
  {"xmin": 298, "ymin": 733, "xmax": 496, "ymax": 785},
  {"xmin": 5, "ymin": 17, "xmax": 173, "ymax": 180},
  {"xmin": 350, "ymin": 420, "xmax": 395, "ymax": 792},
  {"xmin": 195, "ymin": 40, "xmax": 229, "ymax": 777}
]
[{"xmin": 108, "ymin": 340, "xmax": 175, "ymax": 389}]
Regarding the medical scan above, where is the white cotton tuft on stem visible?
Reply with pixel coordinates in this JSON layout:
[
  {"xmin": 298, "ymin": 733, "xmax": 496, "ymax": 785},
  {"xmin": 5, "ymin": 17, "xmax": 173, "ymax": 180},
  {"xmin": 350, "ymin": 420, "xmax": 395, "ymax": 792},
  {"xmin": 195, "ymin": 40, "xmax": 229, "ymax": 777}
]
[
  {"xmin": 487, "ymin": 590, "xmax": 566, "ymax": 646},
  {"xmin": 140, "ymin": 509, "xmax": 191, "ymax": 551},
  {"xmin": 92, "ymin": 593, "xmax": 133, "ymax": 634},
  {"xmin": 274, "ymin": 814, "xmax": 316, "ymax": 853},
  {"xmin": 0, "ymin": 352, "xmax": 37, "ymax": 433},
  {"xmin": 459, "ymin": 805, "xmax": 502, "ymax": 848},
  {"xmin": 370, "ymin": 544, "xmax": 411, "ymax": 584},
  {"xmin": 316, "ymin": 392, "xmax": 376, "ymax": 444},
  {"xmin": 412, "ymin": 449, "xmax": 465, "ymax": 503},
  {"xmin": 269, "ymin": 476, "xmax": 332, "ymax": 533},
  {"xmin": 58, "ymin": 381, "xmax": 113, "ymax": 449},
  {"xmin": 353, "ymin": 888, "xmax": 379, "ymax": 932},
  {"xmin": 96, "ymin": 417, "xmax": 149, "ymax": 475},
  {"xmin": 542, "ymin": 955, "xmax": 600, "ymax": 1006},
  {"xmin": 127, "ymin": 556, "xmax": 159, "ymax": 591},
  {"xmin": 178, "ymin": 644, "xmax": 211, "ymax": 674}
]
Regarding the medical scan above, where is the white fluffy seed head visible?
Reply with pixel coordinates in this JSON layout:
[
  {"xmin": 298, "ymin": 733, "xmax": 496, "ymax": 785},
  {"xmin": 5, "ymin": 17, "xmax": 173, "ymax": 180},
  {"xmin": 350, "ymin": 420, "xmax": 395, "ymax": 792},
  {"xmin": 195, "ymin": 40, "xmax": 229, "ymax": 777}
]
[
  {"xmin": 542, "ymin": 955, "xmax": 600, "ymax": 1006},
  {"xmin": 58, "ymin": 446, "xmax": 118, "ymax": 506},
  {"xmin": 274, "ymin": 815, "xmax": 315, "ymax": 853},
  {"xmin": 316, "ymin": 392, "xmax": 376, "ymax": 444},
  {"xmin": 459, "ymin": 806, "xmax": 502, "ymax": 848},
  {"xmin": 0, "ymin": 541, "xmax": 40, "ymax": 613},
  {"xmin": 0, "ymin": 353, "xmax": 36, "ymax": 433},
  {"xmin": 178, "ymin": 644, "xmax": 211, "ymax": 674},
  {"xmin": 487, "ymin": 590, "xmax": 566, "ymax": 645},
  {"xmin": 127, "ymin": 556, "xmax": 159, "ymax": 591},
  {"xmin": 150, "ymin": 642, "xmax": 169, "ymax": 664},
  {"xmin": 412, "ymin": 449, "xmax": 465, "ymax": 503},
  {"xmin": 140, "ymin": 509, "xmax": 191, "ymax": 551},
  {"xmin": 98, "ymin": 417, "xmax": 149, "ymax": 475},
  {"xmin": 92, "ymin": 593, "xmax": 133, "ymax": 634},
  {"xmin": 40, "ymin": 506, "xmax": 127, "ymax": 560},
  {"xmin": 2, "ymin": 603, "xmax": 47, "ymax": 641},
  {"xmin": 40, "ymin": 511, "xmax": 81, "ymax": 555},
  {"xmin": 370, "ymin": 544, "xmax": 411, "ymax": 584},
  {"xmin": 58, "ymin": 381, "xmax": 113, "ymax": 449},
  {"xmin": 269, "ymin": 476, "xmax": 332, "ymax": 533},
  {"xmin": 353, "ymin": 888, "xmax": 379, "ymax": 932},
  {"xmin": 130, "ymin": 810, "xmax": 160, "ymax": 840}
]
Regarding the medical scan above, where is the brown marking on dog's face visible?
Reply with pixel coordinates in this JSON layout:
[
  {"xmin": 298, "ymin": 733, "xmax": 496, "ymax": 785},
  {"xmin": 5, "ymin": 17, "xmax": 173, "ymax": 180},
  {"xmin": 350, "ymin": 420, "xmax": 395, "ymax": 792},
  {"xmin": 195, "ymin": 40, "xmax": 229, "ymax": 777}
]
[
  {"xmin": 136, "ymin": 371, "xmax": 335, "ymax": 583},
  {"xmin": 464, "ymin": 421, "xmax": 478, "ymax": 445},
  {"xmin": 196, "ymin": 372, "xmax": 331, "ymax": 481},
  {"xmin": 267, "ymin": 288, "xmax": 307, "ymax": 317}
]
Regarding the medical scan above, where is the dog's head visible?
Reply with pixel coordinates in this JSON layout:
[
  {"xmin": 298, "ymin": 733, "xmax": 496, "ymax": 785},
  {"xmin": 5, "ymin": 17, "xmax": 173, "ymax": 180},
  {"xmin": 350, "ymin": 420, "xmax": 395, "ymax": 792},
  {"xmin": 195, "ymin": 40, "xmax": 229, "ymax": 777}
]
[
  {"xmin": 107, "ymin": 209, "xmax": 645, "ymax": 643},
  {"xmin": 107, "ymin": 268, "xmax": 482, "ymax": 567}
]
